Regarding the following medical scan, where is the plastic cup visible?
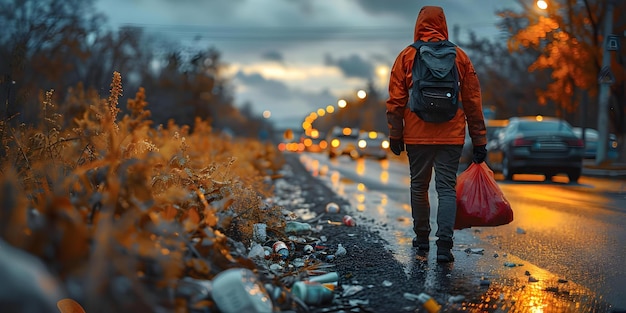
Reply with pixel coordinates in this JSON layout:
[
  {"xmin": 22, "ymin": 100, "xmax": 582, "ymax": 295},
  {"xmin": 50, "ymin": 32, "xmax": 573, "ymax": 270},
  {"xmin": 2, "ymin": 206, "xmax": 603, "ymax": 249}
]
[{"xmin": 211, "ymin": 268, "xmax": 273, "ymax": 313}]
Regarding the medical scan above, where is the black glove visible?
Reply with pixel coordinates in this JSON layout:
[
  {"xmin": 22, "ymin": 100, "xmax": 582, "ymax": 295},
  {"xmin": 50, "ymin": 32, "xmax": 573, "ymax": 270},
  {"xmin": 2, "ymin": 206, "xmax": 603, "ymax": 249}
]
[
  {"xmin": 389, "ymin": 138, "xmax": 404, "ymax": 156},
  {"xmin": 473, "ymin": 145, "xmax": 487, "ymax": 163}
]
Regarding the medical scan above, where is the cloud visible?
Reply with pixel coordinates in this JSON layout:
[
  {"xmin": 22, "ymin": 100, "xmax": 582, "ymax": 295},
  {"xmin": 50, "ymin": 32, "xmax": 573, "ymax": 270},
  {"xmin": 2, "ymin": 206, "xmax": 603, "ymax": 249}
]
[
  {"xmin": 325, "ymin": 54, "xmax": 374, "ymax": 80},
  {"xmin": 232, "ymin": 70, "xmax": 339, "ymax": 128},
  {"xmin": 260, "ymin": 50, "xmax": 284, "ymax": 62},
  {"xmin": 235, "ymin": 71, "xmax": 292, "ymax": 100},
  {"xmin": 97, "ymin": 0, "xmax": 520, "ymax": 128}
]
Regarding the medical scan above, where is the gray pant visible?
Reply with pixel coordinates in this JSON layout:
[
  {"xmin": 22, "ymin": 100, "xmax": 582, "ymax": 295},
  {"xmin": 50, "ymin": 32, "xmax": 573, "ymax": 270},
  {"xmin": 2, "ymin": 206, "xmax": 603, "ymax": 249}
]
[{"xmin": 406, "ymin": 144, "xmax": 462, "ymax": 248}]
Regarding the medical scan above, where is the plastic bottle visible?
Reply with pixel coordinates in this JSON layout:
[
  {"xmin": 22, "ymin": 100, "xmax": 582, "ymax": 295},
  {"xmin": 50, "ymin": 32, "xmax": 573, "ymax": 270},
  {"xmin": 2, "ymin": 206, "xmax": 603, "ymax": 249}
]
[
  {"xmin": 211, "ymin": 268, "xmax": 274, "ymax": 313},
  {"xmin": 285, "ymin": 221, "xmax": 312, "ymax": 234},
  {"xmin": 307, "ymin": 272, "xmax": 339, "ymax": 284},
  {"xmin": 417, "ymin": 293, "xmax": 441, "ymax": 313},
  {"xmin": 342, "ymin": 215, "xmax": 356, "ymax": 227},
  {"xmin": 252, "ymin": 223, "xmax": 267, "ymax": 242},
  {"xmin": 273, "ymin": 241, "xmax": 289, "ymax": 259},
  {"xmin": 292, "ymin": 281, "xmax": 334, "ymax": 306}
]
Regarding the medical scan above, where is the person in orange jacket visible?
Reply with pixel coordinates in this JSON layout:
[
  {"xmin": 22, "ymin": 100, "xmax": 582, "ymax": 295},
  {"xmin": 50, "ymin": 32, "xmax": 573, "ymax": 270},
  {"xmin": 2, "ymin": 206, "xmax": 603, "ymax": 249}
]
[{"xmin": 386, "ymin": 6, "xmax": 487, "ymax": 263}]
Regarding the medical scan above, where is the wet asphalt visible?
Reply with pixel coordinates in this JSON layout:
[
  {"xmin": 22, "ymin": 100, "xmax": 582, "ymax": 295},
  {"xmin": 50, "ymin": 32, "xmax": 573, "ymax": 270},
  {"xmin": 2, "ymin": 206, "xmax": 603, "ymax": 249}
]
[{"xmin": 282, "ymin": 152, "xmax": 625, "ymax": 313}]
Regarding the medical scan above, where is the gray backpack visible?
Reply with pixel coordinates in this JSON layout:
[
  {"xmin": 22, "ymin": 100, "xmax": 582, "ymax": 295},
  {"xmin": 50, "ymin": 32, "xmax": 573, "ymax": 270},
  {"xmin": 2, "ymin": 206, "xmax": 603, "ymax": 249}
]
[{"xmin": 408, "ymin": 40, "xmax": 461, "ymax": 123}]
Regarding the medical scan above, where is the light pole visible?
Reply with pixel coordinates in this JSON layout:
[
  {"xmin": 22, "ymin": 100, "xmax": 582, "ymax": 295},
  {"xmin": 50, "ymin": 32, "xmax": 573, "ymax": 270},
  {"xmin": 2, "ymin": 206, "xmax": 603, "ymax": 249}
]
[
  {"xmin": 595, "ymin": 0, "xmax": 615, "ymax": 165},
  {"xmin": 536, "ymin": 0, "xmax": 616, "ymax": 164}
]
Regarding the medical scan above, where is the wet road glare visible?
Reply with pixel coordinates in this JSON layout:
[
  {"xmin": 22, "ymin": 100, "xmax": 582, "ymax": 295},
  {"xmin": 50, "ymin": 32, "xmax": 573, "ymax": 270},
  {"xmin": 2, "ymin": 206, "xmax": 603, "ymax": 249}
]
[{"xmin": 298, "ymin": 152, "xmax": 626, "ymax": 311}]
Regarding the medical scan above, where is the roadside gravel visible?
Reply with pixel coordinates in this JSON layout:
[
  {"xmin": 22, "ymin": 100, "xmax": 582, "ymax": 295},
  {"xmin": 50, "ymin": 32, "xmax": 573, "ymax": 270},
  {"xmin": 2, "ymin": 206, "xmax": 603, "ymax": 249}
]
[{"xmin": 273, "ymin": 153, "xmax": 485, "ymax": 312}]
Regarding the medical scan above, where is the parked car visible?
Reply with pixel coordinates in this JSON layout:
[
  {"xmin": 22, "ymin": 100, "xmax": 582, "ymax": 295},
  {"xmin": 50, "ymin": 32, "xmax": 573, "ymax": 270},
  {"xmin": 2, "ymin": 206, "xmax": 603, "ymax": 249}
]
[
  {"xmin": 355, "ymin": 131, "xmax": 389, "ymax": 160},
  {"xmin": 488, "ymin": 116, "xmax": 584, "ymax": 183},
  {"xmin": 460, "ymin": 119, "xmax": 509, "ymax": 168},
  {"xmin": 572, "ymin": 127, "xmax": 618, "ymax": 160},
  {"xmin": 326, "ymin": 126, "xmax": 360, "ymax": 159}
]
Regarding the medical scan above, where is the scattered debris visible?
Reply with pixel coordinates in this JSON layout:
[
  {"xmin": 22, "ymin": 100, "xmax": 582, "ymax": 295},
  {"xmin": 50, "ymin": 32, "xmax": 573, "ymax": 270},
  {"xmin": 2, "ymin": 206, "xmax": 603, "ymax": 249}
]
[
  {"xmin": 504, "ymin": 262, "xmax": 523, "ymax": 267},
  {"xmin": 480, "ymin": 278, "xmax": 491, "ymax": 286},
  {"xmin": 448, "ymin": 295, "xmax": 465, "ymax": 303},
  {"xmin": 464, "ymin": 248, "xmax": 485, "ymax": 255},
  {"xmin": 335, "ymin": 244, "xmax": 347, "ymax": 257},
  {"xmin": 342, "ymin": 285, "xmax": 364, "ymax": 297},
  {"xmin": 325, "ymin": 202, "xmax": 340, "ymax": 213}
]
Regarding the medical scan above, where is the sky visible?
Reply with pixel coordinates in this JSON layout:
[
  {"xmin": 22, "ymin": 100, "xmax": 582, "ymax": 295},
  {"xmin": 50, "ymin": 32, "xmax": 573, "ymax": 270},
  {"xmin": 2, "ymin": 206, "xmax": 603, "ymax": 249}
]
[{"xmin": 96, "ymin": 0, "xmax": 520, "ymax": 129}]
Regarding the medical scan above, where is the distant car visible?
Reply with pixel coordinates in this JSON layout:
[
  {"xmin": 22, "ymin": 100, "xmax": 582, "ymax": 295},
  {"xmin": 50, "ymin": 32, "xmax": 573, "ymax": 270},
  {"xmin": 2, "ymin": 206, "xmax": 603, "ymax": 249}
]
[
  {"xmin": 488, "ymin": 116, "xmax": 584, "ymax": 183},
  {"xmin": 572, "ymin": 127, "xmax": 618, "ymax": 160},
  {"xmin": 300, "ymin": 134, "xmax": 327, "ymax": 153},
  {"xmin": 460, "ymin": 119, "xmax": 509, "ymax": 168},
  {"xmin": 326, "ymin": 126, "xmax": 360, "ymax": 159},
  {"xmin": 355, "ymin": 131, "xmax": 389, "ymax": 160}
]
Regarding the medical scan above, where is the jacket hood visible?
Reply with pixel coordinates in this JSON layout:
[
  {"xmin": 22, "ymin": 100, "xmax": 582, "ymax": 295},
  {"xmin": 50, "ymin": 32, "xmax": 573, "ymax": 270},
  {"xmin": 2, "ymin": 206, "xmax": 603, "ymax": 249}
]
[{"xmin": 414, "ymin": 6, "xmax": 449, "ymax": 42}]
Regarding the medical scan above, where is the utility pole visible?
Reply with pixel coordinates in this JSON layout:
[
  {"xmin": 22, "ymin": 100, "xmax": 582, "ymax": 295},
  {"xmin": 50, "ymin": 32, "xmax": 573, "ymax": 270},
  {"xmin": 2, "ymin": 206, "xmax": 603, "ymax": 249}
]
[{"xmin": 595, "ymin": 0, "xmax": 615, "ymax": 165}]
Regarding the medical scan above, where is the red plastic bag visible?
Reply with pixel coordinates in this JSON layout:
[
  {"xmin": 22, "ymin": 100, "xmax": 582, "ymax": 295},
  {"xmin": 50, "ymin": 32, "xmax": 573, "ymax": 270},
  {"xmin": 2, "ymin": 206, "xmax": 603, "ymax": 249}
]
[{"xmin": 454, "ymin": 162, "xmax": 513, "ymax": 229}]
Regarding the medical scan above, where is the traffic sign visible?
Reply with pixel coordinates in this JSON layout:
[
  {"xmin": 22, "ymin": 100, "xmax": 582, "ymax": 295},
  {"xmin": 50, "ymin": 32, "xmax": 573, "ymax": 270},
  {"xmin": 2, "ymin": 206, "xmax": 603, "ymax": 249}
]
[
  {"xmin": 598, "ymin": 66, "xmax": 615, "ymax": 84},
  {"xmin": 606, "ymin": 35, "xmax": 620, "ymax": 51}
]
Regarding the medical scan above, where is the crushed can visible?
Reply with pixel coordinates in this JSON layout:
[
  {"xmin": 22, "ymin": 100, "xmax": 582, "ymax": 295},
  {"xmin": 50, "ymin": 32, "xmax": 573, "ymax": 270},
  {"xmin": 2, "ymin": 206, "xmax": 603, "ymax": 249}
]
[
  {"xmin": 273, "ymin": 241, "xmax": 289, "ymax": 259},
  {"xmin": 325, "ymin": 202, "xmax": 340, "ymax": 213},
  {"xmin": 342, "ymin": 215, "xmax": 356, "ymax": 227}
]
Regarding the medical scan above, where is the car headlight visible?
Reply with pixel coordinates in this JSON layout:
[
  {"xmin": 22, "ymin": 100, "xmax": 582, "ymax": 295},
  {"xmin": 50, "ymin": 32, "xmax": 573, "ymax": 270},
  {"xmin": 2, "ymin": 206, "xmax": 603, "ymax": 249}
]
[
  {"xmin": 331, "ymin": 139, "xmax": 340, "ymax": 148},
  {"xmin": 381, "ymin": 140, "xmax": 390, "ymax": 149},
  {"xmin": 358, "ymin": 140, "xmax": 367, "ymax": 148}
]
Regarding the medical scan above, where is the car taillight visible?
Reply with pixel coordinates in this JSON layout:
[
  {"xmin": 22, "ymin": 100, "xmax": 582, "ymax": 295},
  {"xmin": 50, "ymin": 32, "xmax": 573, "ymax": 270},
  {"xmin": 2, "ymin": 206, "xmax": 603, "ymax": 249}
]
[
  {"xmin": 566, "ymin": 139, "xmax": 584, "ymax": 147},
  {"xmin": 513, "ymin": 138, "xmax": 532, "ymax": 146}
]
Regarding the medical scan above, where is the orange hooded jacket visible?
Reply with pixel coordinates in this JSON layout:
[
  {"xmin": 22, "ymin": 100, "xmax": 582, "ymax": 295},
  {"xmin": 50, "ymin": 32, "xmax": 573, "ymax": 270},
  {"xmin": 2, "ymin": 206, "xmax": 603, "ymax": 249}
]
[{"xmin": 386, "ymin": 6, "xmax": 486, "ymax": 146}]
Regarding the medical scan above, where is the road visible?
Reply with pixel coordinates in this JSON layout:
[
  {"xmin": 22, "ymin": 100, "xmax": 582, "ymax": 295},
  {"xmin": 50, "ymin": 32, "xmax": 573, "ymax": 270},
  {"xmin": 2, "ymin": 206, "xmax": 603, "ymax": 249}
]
[{"xmin": 297, "ymin": 152, "xmax": 626, "ymax": 310}]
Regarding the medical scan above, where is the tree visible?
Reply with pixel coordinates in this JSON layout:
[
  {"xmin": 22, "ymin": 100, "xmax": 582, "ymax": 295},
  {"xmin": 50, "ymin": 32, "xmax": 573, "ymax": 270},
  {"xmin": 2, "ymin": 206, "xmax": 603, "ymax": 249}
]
[
  {"xmin": 499, "ymin": 0, "xmax": 626, "ymax": 131},
  {"xmin": 0, "ymin": 0, "xmax": 104, "ymax": 123},
  {"xmin": 456, "ymin": 27, "xmax": 554, "ymax": 120},
  {"xmin": 0, "ymin": 0, "xmax": 269, "ymax": 137}
]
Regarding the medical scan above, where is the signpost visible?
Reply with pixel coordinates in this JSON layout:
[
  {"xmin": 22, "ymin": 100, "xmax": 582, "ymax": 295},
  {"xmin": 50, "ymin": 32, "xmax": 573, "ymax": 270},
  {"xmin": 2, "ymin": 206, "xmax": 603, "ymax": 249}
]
[{"xmin": 595, "ymin": 1, "xmax": 616, "ymax": 165}]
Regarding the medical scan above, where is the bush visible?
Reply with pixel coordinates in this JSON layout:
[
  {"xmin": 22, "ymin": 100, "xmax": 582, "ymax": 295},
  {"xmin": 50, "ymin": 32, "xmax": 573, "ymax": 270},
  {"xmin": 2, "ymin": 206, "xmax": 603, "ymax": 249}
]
[{"xmin": 0, "ymin": 72, "xmax": 286, "ymax": 312}]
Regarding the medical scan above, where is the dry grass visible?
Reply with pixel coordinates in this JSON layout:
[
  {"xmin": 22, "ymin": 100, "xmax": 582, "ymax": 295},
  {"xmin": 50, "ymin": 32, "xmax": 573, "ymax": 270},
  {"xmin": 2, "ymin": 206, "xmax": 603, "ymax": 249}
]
[{"xmin": 0, "ymin": 72, "xmax": 286, "ymax": 312}]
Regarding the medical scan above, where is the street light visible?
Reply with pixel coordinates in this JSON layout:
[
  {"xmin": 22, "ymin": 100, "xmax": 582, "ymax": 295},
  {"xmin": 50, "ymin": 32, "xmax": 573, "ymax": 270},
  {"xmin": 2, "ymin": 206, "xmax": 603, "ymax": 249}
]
[
  {"xmin": 536, "ymin": 0, "xmax": 548, "ymax": 10},
  {"xmin": 337, "ymin": 99, "xmax": 347, "ymax": 108}
]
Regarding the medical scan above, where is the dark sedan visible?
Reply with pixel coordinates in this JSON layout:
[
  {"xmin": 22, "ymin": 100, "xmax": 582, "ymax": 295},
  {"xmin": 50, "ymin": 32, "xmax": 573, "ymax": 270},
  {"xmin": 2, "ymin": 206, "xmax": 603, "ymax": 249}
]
[{"xmin": 488, "ymin": 116, "xmax": 584, "ymax": 183}]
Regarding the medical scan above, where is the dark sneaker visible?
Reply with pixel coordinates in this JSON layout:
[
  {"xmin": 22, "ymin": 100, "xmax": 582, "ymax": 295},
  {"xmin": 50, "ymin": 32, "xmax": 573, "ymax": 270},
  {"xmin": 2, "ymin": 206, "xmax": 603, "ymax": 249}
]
[
  {"xmin": 436, "ymin": 249, "xmax": 454, "ymax": 263},
  {"xmin": 412, "ymin": 237, "xmax": 430, "ymax": 251}
]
